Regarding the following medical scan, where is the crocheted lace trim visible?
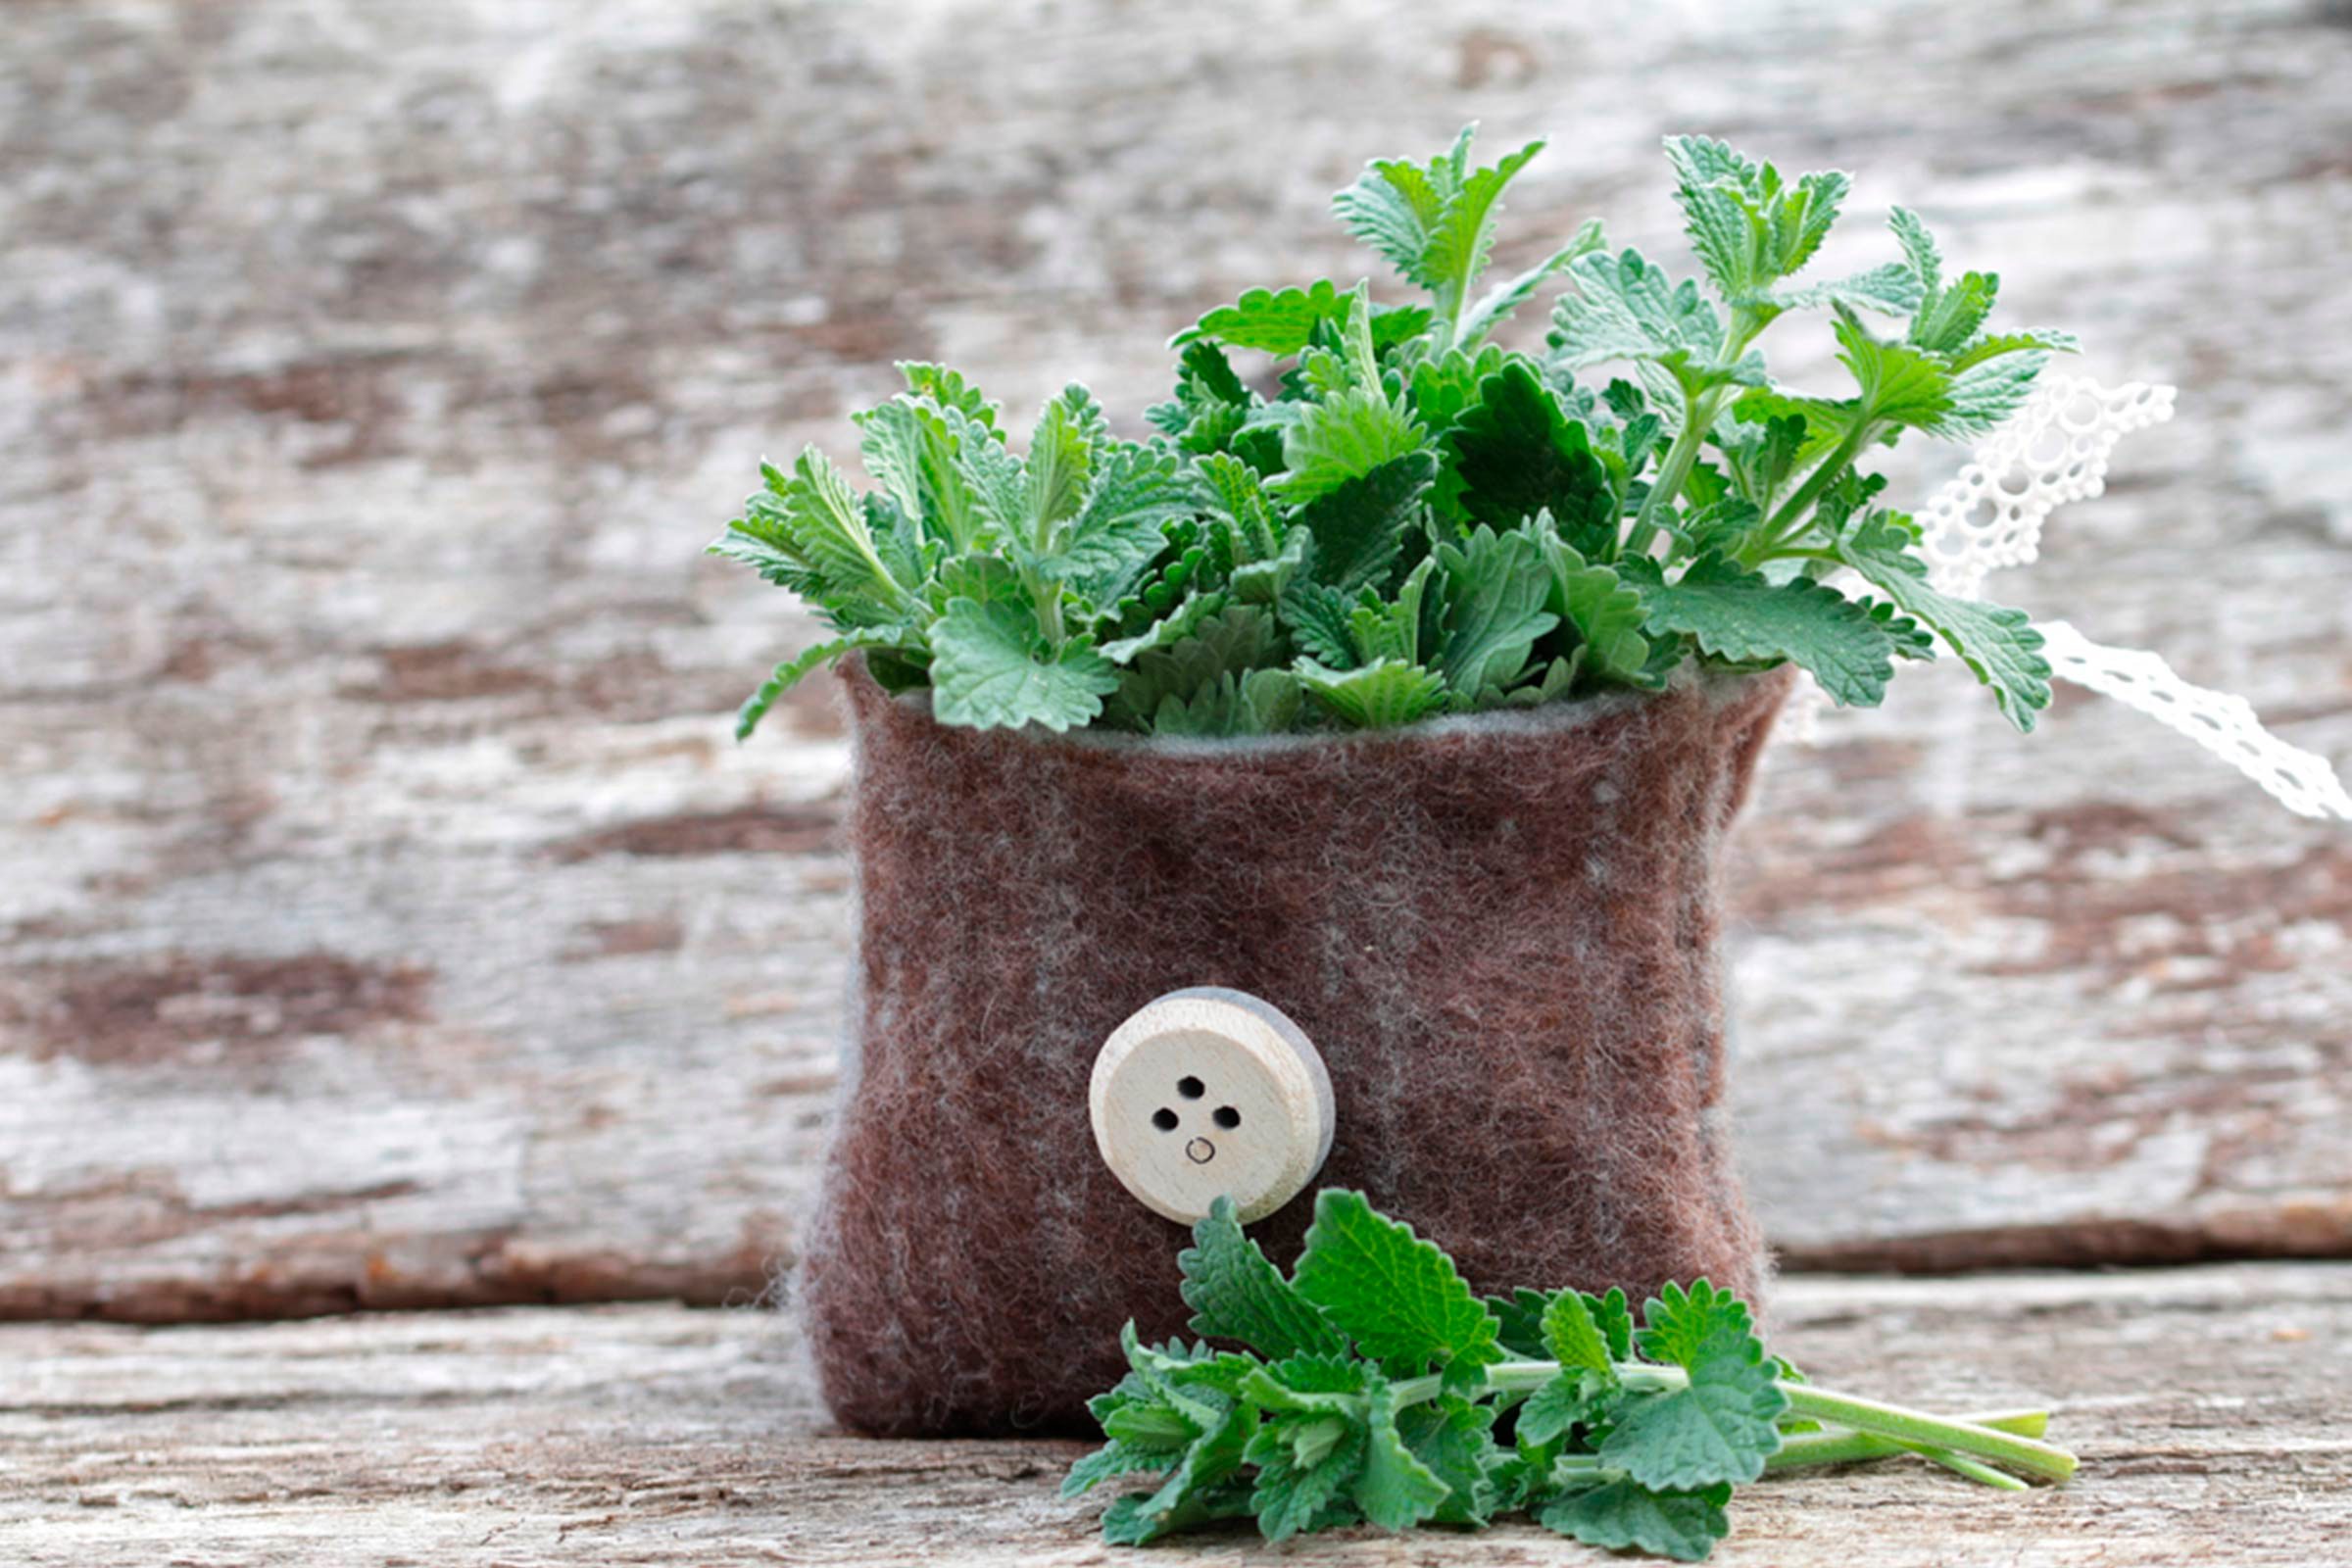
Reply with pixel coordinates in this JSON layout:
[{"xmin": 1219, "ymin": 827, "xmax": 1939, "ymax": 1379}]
[{"xmin": 1797, "ymin": 373, "xmax": 2349, "ymax": 821}]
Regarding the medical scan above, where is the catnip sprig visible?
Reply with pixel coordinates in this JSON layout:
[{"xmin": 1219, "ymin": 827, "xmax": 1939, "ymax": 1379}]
[
  {"xmin": 1068, "ymin": 1191, "xmax": 2075, "ymax": 1560},
  {"xmin": 717, "ymin": 130, "xmax": 2071, "ymax": 741}
]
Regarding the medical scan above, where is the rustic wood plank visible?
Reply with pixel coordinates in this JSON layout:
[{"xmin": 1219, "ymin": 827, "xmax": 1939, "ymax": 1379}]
[
  {"xmin": 3, "ymin": 0, "xmax": 2349, "ymax": 1320},
  {"xmin": 3, "ymin": 1266, "xmax": 2348, "ymax": 1565}
]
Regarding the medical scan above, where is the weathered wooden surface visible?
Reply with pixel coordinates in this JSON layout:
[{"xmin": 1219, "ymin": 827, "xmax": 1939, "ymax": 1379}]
[
  {"xmin": 3, "ymin": 1265, "xmax": 2347, "ymax": 1566},
  {"xmin": 3, "ymin": 0, "xmax": 2349, "ymax": 1322}
]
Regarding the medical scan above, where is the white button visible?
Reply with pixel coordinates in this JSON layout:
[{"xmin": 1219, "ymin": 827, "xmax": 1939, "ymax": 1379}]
[{"xmin": 1089, "ymin": 987, "xmax": 1335, "ymax": 1225}]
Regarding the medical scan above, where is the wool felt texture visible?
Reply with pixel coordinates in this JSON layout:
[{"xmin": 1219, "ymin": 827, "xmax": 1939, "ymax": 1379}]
[{"xmin": 799, "ymin": 655, "xmax": 1794, "ymax": 1438}]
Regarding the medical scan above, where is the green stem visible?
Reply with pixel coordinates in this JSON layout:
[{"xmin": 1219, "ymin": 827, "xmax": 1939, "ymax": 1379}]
[
  {"xmin": 1625, "ymin": 311, "xmax": 1762, "ymax": 562},
  {"xmin": 1398, "ymin": 1363, "xmax": 2074, "ymax": 1486},
  {"xmin": 1779, "ymin": 1385, "xmax": 2076, "ymax": 1486},
  {"xmin": 1748, "ymin": 416, "xmax": 1881, "ymax": 561},
  {"xmin": 1769, "ymin": 1407, "xmax": 2049, "ymax": 1488}
]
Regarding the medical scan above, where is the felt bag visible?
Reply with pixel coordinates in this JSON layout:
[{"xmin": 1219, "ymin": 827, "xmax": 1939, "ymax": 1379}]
[{"xmin": 799, "ymin": 655, "xmax": 1793, "ymax": 1437}]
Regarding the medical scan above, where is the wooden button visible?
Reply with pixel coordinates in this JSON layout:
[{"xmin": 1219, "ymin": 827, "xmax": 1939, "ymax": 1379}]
[{"xmin": 1089, "ymin": 987, "xmax": 1335, "ymax": 1225}]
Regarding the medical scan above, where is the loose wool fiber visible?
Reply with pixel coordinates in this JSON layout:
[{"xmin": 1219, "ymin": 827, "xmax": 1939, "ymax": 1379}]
[{"xmin": 799, "ymin": 655, "xmax": 1794, "ymax": 1437}]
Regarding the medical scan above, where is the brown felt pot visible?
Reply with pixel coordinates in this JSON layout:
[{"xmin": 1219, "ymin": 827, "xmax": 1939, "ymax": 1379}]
[{"xmin": 800, "ymin": 654, "xmax": 1794, "ymax": 1437}]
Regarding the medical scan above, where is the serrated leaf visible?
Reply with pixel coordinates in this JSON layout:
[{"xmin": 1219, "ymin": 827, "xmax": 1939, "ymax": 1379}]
[
  {"xmin": 1292, "ymin": 1190, "xmax": 1503, "ymax": 1383},
  {"xmin": 1354, "ymin": 1376, "xmax": 1453, "ymax": 1532},
  {"xmin": 731, "ymin": 628, "xmax": 907, "ymax": 742},
  {"xmin": 1422, "ymin": 135, "xmax": 1546, "ymax": 316},
  {"xmin": 1175, "ymin": 279, "xmax": 1353, "ymax": 354},
  {"xmin": 855, "ymin": 395, "xmax": 975, "ymax": 550},
  {"xmin": 1198, "ymin": 451, "xmax": 1281, "ymax": 564},
  {"xmin": 1836, "ymin": 512, "xmax": 2051, "ymax": 730},
  {"xmin": 1485, "ymin": 1288, "xmax": 1554, "ymax": 1359},
  {"xmin": 1533, "ymin": 521, "xmax": 1651, "ymax": 682},
  {"xmin": 1180, "ymin": 1197, "xmax": 1349, "ymax": 1361},
  {"xmin": 928, "ymin": 597, "xmax": 1117, "ymax": 731},
  {"xmin": 1541, "ymin": 1479, "xmax": 1733, "ymax": 1563},
  {"xmin": 1269, "ymin": 389, "xmax": 1430, "ymax": 507},
  {"xmin": 1114, "ymin": 602, "xmax": 1282, "ymax": 722},
  {"xmin": 1295, "ymin": 657, "xmax": 1446, "ymax": 729},
  {"xmin": 1441, "ymin": 360, "xmax": 1616, "ymax": 538},
  {"xmin": 1457, "ymin": 220, "xmax": 1606, "ymax": 349},
  {"xmin": 1282, "ymin": 577, "xmax": 1359, "ymax": 668},
  {"xmin": 1588, "ymin": 1287, "xmax": 1636, "ymax": 1361},
  {"xmin": 1292, "ymin": 451, "xmax": 1435, "ymax": 595},
  {"xmin": 1041, "ymin": 442, "xmax": 1198, "ymax": 602},
  {"xmin": 1335, "ymin": 159, "xmax": 1443, "ymax": 286},
  {"xmin": 951, "ymin": 405, "xmax": 1029, "ymax": 541},
  {"xmin": 897, "ymin": 361, "xmax": 1002, "ymax": 435},
  {"xmin": 1541, "ymin": 1289, "xmax": 1619, "ymax": 1381},
  {"xmin": 1153, "ymin": 667, "xmax": 1304, "ymax": 737},
  {"xmin": 1407, "ymin": 344, "xmax": 1509, "ymax": 430},
  {"xmin": 1516, "ymin": 1373, "xmax": 1603, "ymax": 1446},
  {"xmin": 1600, "ymin": 1322, "xmax": 1788, "ymax": 1490},
  {"xmin": 1663, "ymin": 135, "xmax": 1760, "ymax": 300},
  {"xmin": 1934, "ymin": 349, "xmax": 2053, "ymax": 436},
  {"xmin": 1098, "ymin": 588, "xmax": 1232, "ymax": 665},
  {"xmin": 1830, "ymin": 307, "xmax": 1954, "ymax": 431},
  {"xmin": 760, "ymin": 451, "xmax": 916, "ymax": 612},
  {"xmin": 1350, "ymin": 556, "xmax": 1440, "ymax": 665},
  {"xmin": 1638, "ymin": 553, "xmax": 1896, "ymax": 707},
  {"xmin": 1397, "ymin": 1395, "xmax": 1501, "ymax": 1526},
  {"xmin": 1237, "ymin": 1351, "xmax": 1371, "ymax": 1413},
  {"xmin": 1250, "ymin": 1421, "xmax": 1366, "ymax": 1542},
  {"xmin": 1433, "ymin": 525, "xmax": 1558, "ymax": 697},
  {"xmin": 1550, "ymin": 247, "xmax": 1724, "ymax": 371},
  {"xmin": 1061, "ymin": 1438, "xmax": 1170, "ymax": 1498},
  {"xmin": 1020, "ymin": 386, "xmax": 1102, "ymax": 543},
  {"xmin": 1768, "ymin": 261, "xmax": 1924, "ymax": 318},
  {"xmin": 1887, "ymin": 207, "xmax": 1943, "ymax": 296}
]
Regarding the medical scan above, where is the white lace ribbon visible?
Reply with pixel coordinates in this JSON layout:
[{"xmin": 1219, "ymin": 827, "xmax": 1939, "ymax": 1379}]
[{"xmin": 1793, "ymin": 372, "xmax": 2349, "ymax": 822}]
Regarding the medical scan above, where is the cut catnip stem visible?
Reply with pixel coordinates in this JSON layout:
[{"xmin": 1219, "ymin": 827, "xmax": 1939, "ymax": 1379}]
[
  {"xmin": 1769, "ymin": 1408, "xmax": 2050, "ymax": 1489},
  {"xmin": 1395, "ymin": 1362, "xmax": 2078, "ymax": 1485},
  {"xmin": 1775, "ymin": 1384, "xmax": 2076, "ymax": 1485}
]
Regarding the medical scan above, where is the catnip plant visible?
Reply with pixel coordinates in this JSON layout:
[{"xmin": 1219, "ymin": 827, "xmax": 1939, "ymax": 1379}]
[
  {"xmin": 713, "ymin": 129, "xmax": 2071, "ymax": 739},
  {"xmin": 1067, "ymin": 1191, "xmax": 2076, "ymax": 1559}
]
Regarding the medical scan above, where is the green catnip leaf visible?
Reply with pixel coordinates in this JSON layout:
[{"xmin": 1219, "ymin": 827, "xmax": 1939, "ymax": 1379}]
[
  {"xmin": 1269, "ymin": 388, "xmax": 1430, "ymax": 507},
  {"xmin": 759, "ymin": 450, "xmax": 917, "ymax": 612},
  {"xmin": 1635, "ymin": 554, "xmax": 1897, "ymax": 708},
  {"xmin": 1355, "ymin": 1376, "xmax": 1454, "ymax": 1531},
  {"xmin": 928, "ymin": 597, "xmax": 1117, "ymax": 731},
  {"xmin": 1174, "ymin": 279, "xmax": 1354, "ymax": 354},
  {"xmin": 1516, "ymin": 1373, "xmax": 1604, "ymax": 1446},
  {"xmin": 1542, "ymin": 1478, "xmax": 1734, "ymax": 1562},
  {"xmin": 1441, "ymin": 360, "xmax": 1616, "ymax": 541},
  {"xmin": 1433, "ymin": 525, "xmax": 1559, "ymax": 698},
  {"xmin": 1835, "ymin": 511, "xmax": 2051, "ymax": 730},
  {"xmin": 1533, "ymin": 520, "xmax": 1652, "ymax": 683},
  {"xmin": 1291, "ymin": 1189, "xmax": 1503, "ymax": 1385},
  {"xmin": 896, "ymin": 361, "xmax": 1002, "ymax": 435},
  {"xmin": 1249, "ymin": 1418, "xmax": 1365, "ymax": 1541},
  {"xmin": 1542, "ymin": 1288, "xmax": 1621, "ymax": 1383},
  {"xmin": 1292, "ymin": 451, "xmax": 1435, "ymax": 595},
  {"xmin": 1061, "ymin": 1438, "xmax": 1172, "ymax": 1498},
  {"xmin": 1397, "ymin": 1394, "xmax": 1503, "ymax": 1526},
  {"xmin": 731, "ymin": 627, "xmax": 911, "ymax": 741},
  {"xmin": 1598, "ymin": 1283, "xmax": 1788, "ymax": 1490},
  {"xmin": 1295, "ymin": 657, "xmax": 1447, "ymax": 729},
  {"xmin": 1180, "ymin": 1197, "xmax": 1349, "ymax": 1361}
]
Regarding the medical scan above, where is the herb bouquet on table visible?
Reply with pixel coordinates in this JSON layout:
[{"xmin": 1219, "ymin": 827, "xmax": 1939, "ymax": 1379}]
[{"xmin": 711, "ymin": 128, "xmax": 2347, "ymax": 1549}]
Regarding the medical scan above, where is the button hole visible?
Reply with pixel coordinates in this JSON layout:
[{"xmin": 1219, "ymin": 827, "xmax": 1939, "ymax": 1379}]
[
  {"xmin": 1152, "ymin": 1107, "xmax": 1179, "ymax": 1132},
  {"xmin": 1177, "ymin": 1075, "xmax": 1205, "ymax": 1099},
  {"xmin": 1212, "ymin": 1105, "xmax": 1240, "ymax": 1130}
]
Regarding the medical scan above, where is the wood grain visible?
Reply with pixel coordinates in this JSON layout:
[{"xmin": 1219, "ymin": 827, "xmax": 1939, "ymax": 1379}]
[
  {"xmin": 3, "ymin": 1266, "xmax": 2347, "ymax": 1565},
  {"xmin": 3, "ymin": 0, "xmax": 2349, "ymax": 1321}
]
